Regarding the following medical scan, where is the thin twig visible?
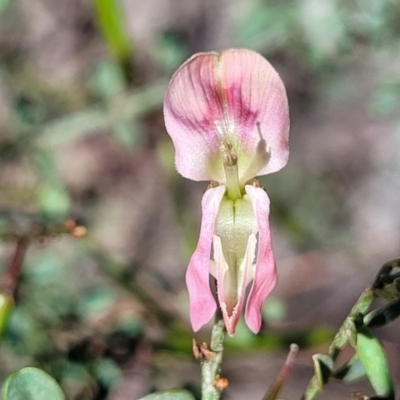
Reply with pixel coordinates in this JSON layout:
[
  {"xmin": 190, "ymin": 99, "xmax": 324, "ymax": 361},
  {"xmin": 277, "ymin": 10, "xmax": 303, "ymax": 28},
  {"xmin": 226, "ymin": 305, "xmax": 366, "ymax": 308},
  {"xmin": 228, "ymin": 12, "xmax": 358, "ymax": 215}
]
[
  {"xmin": 263, "ymin": 343, "xmax": 299, "ymax": 400},
  {"xmin": 0, "ymin": 238, "xmax": 29, "ymax": 295}
]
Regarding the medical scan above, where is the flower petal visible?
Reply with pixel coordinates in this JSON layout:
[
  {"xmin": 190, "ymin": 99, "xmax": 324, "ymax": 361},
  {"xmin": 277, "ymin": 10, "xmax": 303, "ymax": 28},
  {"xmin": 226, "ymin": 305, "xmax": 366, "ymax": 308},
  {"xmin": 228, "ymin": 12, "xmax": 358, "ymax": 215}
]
[
  {"xmin": 163, "ymin": 49, "xmax": 289, "ymax": 183},
  {"xmin": 217, "ymin": 50, "xmax": 289, "ymax": 181},
  {"xmin": 244, "ymin": 185, "xmax": 277, "ymax": 333},
  {"xmin": 214, "ymin": 233, "xmax": 257, "ymax": 336},
  {"xmin": 164, "ymin": 52, "xmax": 226, "ymax": 182},
  {"xmin": 186, "ymin": 185, "xmax": 226, "ymax": 331}
]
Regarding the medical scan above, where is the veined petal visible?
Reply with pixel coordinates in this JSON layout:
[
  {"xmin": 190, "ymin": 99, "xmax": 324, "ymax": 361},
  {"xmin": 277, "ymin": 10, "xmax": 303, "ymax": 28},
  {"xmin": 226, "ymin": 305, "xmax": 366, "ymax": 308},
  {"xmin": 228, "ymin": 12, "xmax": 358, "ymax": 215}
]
[
  {"xmin": 186, "ymin": 185, "xmax": 225, "ymax": 331},
  {"xmin": 244, "ymin": 185, "xmax": 277, "ymax": 333},
  {"xmin": 163, "ymin": 49, "xmax": 289, "ymax": 183},
  {"xmin": 164, "ymin": 52, "xmax": 226, "ymax": 182},
  {"xmin": 218, "ymin": 50, "xmax": 289, "ymax": 181}
]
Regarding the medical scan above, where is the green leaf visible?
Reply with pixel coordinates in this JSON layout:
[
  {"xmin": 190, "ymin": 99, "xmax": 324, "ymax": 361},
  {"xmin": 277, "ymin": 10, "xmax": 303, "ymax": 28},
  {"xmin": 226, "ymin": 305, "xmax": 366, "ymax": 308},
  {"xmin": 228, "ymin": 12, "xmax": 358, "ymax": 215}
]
[
  {"xmin": 1, "ymin": 367, "xmax": 65, "ymax": 400},
  {"xmin": 137, "ymin": 390, "xmax": 195, "ymax": 400},
  {"xmin": 355, "ymin": 328, "xmax": 394, "ymax": 398},
  {"xmin": 311, "ymin": 353, "xmax": 334, "ymax": 388}
]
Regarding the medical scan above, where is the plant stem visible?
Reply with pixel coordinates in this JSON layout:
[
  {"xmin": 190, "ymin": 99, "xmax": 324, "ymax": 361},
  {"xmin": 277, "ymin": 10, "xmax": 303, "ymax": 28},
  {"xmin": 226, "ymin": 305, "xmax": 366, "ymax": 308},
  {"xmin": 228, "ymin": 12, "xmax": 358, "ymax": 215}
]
[
  {"xmin": 0, "ymin": 238, "xmax": 29, "ymax": 294},
  {"xmin": 201, "ymin": 318, "xmax": 226, "ymax": 400},
  {"xmin": 302, "ymin": 287, "xmax": 375, "ymax": 400},
  {"xmin": 263, "ymin": 343, "xmax": 299, "ymax": 400}
]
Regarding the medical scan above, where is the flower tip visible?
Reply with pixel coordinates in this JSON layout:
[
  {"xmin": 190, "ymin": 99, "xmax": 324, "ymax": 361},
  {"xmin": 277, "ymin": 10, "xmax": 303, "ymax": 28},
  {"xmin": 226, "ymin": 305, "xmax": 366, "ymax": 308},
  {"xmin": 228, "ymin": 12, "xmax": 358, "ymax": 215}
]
[
  {"xmin": 223, "ymin": 320, "xmax": 236, "ymax": 337},
  {"xmin": 245, "ymin": 312, "xmax": 262, "ymax": 334},
  {"xmin": 220, "ymin": 302, "xmax": 242, "ymax": 336}
]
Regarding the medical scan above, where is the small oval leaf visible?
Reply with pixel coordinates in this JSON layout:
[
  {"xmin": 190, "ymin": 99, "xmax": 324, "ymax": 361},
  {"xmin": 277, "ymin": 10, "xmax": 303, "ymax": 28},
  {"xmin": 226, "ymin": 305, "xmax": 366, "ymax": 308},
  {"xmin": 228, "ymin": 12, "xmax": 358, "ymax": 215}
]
[
  {"xmin": 137, "ymin": 390, "xmax": 195, "ymax": 400},
  {"xmin": 1, "ymin": 367, "xmax": 65, "ymax": 400},
  {"xmin": 355, "ymin": 328, "xmax": 394, "ymax": 398}
]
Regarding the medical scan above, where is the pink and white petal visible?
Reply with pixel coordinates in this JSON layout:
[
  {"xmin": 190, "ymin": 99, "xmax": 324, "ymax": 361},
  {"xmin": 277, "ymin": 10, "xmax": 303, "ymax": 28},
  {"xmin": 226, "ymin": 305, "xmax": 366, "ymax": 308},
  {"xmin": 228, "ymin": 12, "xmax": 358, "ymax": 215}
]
[
  {"xmin": 214, "ymin": 233, "xmax": 257, "ymax": 336},
  {"xmin": 218, "ymin": 49, "xmax": 289, "ymax": 180},
  {"xmin": 163, "ymin": 52, "xmax": 226, "ymax": 182},
  {"xmin": 186, "ymin": 185, "xmax": 226, "ymax": 331},
  {"xmin": 212, "ymin": 235, "xmax": 232, "ymax": 332},
  {"xmin": 244, "ymin": 185, "xmax": 277, "ymax": 333},
  {"xmin": 164, "ymin": 49, "xmax": 289, "ymax": 182}
]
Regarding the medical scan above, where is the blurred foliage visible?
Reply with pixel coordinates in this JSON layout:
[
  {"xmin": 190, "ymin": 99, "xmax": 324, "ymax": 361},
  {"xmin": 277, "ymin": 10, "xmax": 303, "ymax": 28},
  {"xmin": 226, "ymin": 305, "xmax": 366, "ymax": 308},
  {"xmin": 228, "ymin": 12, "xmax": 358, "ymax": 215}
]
[
  {"xmin": 0, "ymin": 0, "xmax": 10, "ymax": 14},
  {"xmin": 237, "ymin": 0, "xmax": 400, "ymax": 66},
  {"xmin": 0, "ymin": 0, "xmax": 399, "ymax": 399},
  {"xmin": 92, "ymin": 0, "xmax": 133, "ymax": 81}
]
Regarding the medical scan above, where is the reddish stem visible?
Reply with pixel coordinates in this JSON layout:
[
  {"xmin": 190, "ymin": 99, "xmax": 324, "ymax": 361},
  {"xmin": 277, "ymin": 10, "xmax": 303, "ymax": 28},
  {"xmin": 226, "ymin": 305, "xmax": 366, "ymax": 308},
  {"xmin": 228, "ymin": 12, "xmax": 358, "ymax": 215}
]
[{"xmin": 0, "ymin": 238, "xmax": 29, "ymax": 295}]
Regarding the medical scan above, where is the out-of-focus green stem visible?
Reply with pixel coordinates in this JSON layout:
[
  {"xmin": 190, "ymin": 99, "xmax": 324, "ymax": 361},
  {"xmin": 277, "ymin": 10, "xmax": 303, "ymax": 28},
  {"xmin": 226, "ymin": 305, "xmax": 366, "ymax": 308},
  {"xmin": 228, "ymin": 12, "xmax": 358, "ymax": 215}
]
[
  {"xmin": 39, "ymin": 79, "xmax": 167, "ymax": 147},
  {"xmin": 92, "ymin": 0, "xmax": 133, "ymax": 80},
  {"xmin": 201, "ymin": 318, "xmax": 226, "ymax": 400}
]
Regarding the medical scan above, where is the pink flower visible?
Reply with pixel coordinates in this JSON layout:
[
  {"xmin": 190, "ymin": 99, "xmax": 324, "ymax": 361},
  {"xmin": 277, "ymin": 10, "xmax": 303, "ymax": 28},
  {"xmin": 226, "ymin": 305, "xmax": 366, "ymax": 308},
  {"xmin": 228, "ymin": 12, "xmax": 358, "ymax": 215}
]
[{"xmin": 163, "ymin": 49, "xmax": 289, "ymax": 335}]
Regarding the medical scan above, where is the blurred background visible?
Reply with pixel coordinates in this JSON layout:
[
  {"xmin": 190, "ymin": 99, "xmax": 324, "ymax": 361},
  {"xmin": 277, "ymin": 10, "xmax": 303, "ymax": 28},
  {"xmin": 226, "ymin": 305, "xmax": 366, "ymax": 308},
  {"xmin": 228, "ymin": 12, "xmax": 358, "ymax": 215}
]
[{"xmin": 0, "ymin": 0, "xmax": 400, "ymax": 399}]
